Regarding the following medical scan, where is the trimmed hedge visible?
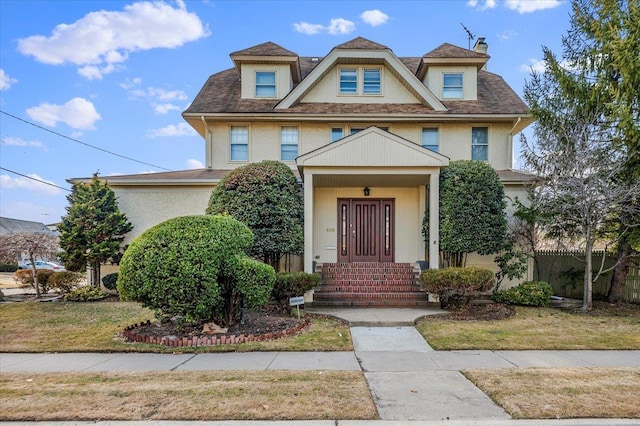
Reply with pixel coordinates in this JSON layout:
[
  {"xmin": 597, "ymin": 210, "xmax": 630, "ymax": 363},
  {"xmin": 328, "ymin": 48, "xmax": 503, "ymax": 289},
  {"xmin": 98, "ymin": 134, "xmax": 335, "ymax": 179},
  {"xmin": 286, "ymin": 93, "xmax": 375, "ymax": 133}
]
[
  {"xmin": 48, "ymin": 271, "xmax": 84, "ymax": 294},
  {"xmin": 271, "ymin": 272, "xmax": 320, "ymax": 309},
  {"xmin": 493, "ymin": 280, "xmax": 553, "ymax": 307},
  {"xmin": 14, "ymin": 269, "xmax": 54, "ymax": 294},
  {"xmin": 117, "ymin": 215, "xmax": 274, "ymax": 327},
  {"xmin": 0, "ymin": 262, "xmax": 18, "ymax": 272},
  {"xmin": 419, "ymin": 267, "xmax": 495, "ymax": 309}
]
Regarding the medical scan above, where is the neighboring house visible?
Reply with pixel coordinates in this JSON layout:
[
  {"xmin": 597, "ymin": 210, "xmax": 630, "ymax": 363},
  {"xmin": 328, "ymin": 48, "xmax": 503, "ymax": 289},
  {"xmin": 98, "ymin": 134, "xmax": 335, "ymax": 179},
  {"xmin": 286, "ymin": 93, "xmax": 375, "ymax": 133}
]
[
  {"xmin": 72, "ymin": 37, "xmax": 535, "ymax": 304},
  {"xmin": 0, "ymin": 217, "xmax": 59, "ymax": 237}
]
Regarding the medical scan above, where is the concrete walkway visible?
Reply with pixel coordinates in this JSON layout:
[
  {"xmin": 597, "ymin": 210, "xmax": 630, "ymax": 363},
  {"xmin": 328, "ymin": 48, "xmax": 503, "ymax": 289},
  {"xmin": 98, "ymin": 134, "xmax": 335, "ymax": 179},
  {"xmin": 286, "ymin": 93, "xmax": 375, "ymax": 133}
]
[{"xmin": 2, "ymin": 307, "xmax": 639, "ymax": 425}]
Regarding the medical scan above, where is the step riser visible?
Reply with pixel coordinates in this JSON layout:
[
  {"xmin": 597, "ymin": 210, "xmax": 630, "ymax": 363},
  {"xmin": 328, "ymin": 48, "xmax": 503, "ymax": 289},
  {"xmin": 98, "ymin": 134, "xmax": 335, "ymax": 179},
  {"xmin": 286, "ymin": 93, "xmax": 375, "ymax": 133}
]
[{"xmin": 314, "ymin": 262, "xmax": 427, "ymax": 308}]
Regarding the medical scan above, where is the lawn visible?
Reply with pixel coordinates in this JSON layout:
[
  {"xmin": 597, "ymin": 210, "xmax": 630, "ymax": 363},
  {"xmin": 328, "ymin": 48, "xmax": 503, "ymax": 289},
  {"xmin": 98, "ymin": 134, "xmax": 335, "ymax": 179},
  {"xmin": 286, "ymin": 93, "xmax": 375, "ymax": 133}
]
[
  {"xmin": 417, "ymin": 303, "xmax": 640, "ymax": 350},
  {"xmin": 1, "ymin": 370, "xmax": 376, "ymax": 421},
  {"xmin": 465, "ymin": 367, "xmax": 640, "ymax": 419},
  {"xmin": 0, "ymin": 301, "xmax": 352, "ymax": 352}
]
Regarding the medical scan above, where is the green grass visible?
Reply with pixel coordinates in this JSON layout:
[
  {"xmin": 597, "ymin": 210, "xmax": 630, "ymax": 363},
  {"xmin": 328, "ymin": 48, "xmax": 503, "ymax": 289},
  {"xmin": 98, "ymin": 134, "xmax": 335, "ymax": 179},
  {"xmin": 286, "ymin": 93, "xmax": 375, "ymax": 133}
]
[
  {"xmin": 417, "ymin": 304, "xmax": 640, "ymax": 350},
  {"xmin": 0, "ymin": 302, "xmax": 352, "ymax": 352}
]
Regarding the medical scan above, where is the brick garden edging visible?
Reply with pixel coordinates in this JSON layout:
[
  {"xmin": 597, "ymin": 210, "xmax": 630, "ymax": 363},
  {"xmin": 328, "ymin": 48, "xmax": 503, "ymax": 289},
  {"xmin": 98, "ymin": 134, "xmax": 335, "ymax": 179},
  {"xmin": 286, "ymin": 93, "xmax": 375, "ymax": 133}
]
[{"xmin": 123, "ymin": 318, "xmax": 311, "ymax": 347}]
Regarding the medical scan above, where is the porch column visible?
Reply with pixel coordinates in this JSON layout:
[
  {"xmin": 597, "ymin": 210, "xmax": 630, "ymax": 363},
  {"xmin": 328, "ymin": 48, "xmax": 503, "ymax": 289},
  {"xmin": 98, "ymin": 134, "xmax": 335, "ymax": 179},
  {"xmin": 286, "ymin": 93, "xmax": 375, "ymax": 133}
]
[
  {"xmin": 303, "ymin": 172, "xmax": 314, "ymax": 273},
  {"xmin": 429, "ymin": 172, "xmax": 439, "ymax": 269}
]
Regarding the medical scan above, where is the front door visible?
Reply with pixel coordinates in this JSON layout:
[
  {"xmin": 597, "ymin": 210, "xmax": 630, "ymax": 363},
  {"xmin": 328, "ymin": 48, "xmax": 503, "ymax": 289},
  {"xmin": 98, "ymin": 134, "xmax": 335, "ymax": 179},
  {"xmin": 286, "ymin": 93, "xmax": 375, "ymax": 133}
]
[{"xmin": 338, "ymin": 198, "xmax": 394, "ymax": 263}]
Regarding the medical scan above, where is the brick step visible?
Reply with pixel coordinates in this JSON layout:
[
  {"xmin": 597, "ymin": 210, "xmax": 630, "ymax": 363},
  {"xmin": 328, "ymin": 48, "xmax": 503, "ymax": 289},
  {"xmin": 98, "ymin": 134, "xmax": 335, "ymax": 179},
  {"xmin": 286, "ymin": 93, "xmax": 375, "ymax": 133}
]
[
  {"xmin": 320, "ymin": 279, "xmax": 416, "ymax": 286},
  {"xmin": 322, "ymin": 274, "xmax": 415, "ymax": 281},
  {"xmin": 320, "ymin": 269, "xmax": 416, "ymax": 275},
  {"xmin": 314, "ymin": 291, "xmax": 429, "ymax": 301},
  {"xmin": 316, "ymin": 283, "xmax": 420, "ymax": 293},
  {"xmin": 311, "ymin": 299, "xmax": 437, "ymax": 308}
]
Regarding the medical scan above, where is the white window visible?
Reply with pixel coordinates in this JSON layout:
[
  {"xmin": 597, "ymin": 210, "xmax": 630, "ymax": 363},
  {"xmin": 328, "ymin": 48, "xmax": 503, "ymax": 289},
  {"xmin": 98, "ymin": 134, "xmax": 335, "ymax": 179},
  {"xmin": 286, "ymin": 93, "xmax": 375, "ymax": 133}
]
[
  {"xmin": 280, "ymin": 126, "xmax": 298, "ymax": 161},
  {"xmin": 422, "ymin": 128, "xmax": 439, "ymax": 152},
  {"xmin": 363, "ymin": 69, "xmax": 381, "ymax": 94},
  {"xmin": 472, "ymin": 127, "xmax": 488, "ymax": 161},
  {"xmin": 339, "ymin": 67, "xmax": 382, "ymax": 95},
  {"xmin": 331, "ymin": 127, "xmax": 344, "ymax": 142},
  {"xmin": 230, "ymin": 126, "xmax": 248, "ymax": 161},
  {"xmin": 443, "ymin": 73, "xmax": 463, "ymax": 99},
  {"xmin": 339, "ymin": 69, "xmax": 357, "ymax": 94},
  {"xmin": 256, "ymin": 71, "xmax": 276, "ymax": 97}
]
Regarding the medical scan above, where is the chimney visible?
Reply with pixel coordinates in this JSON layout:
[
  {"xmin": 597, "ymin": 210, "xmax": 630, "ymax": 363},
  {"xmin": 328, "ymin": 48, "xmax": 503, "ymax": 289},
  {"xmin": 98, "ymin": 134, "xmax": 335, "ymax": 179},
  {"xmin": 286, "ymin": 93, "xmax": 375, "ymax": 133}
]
[{"xmin": 473, "ymin": 37, "xmax": 488, "ymax": 70}]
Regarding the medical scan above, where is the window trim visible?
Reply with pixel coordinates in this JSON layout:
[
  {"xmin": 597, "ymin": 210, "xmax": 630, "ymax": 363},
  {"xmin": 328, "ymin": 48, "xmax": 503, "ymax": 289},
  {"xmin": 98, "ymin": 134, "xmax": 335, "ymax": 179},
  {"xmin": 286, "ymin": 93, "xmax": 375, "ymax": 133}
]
[
  {"xmin": 443, "ymin": 72, "xmax": 464, "ymax": 99},
  {"xmin": 230, "ymin": 125, "xmax": 249, "ymax": 162},
  {"xmin": 471, "ymin": 126, "xmax": 489, "ymax": 161},
  {"xmin": 280, "ymin": 125, "xmax": 299, "ymax": 162},
  {"xmin": 421, "ymin": 127, "xmax": 440, "ymax": 152},
  {"xmin": 255, "ymin": 71, "xmax": 276, "ymax": 98}
]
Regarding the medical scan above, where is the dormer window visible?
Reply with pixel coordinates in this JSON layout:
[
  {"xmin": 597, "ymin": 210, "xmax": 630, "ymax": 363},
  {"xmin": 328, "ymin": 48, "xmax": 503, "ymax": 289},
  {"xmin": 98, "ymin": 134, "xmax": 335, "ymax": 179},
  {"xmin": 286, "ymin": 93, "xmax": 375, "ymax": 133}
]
[
  {"xmin": 256, "ymin": 71, "xmax": 276, "ymax": 97},
  {"xmin": 339, "ymin": 67, "xmax": 382, "ymax": 95},
  {"xmin": 443, "ymin": 73, "xmax": 463, "ymax": 99}
]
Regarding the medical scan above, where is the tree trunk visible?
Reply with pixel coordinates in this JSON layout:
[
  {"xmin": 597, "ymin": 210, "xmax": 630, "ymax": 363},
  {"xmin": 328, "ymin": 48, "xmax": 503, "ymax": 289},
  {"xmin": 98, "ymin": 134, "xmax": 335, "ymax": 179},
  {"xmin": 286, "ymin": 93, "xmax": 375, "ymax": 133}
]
[
  {"xmin": 91, "ymin": 264, "xmax": 101, "ymax": 287},
  {"xmin": 30, "ymin": 263, "xmax": 40, "ymax": 298},
  {"xmin": 583, "ymin": 239, "xmax": 593, "ymax": 311},
  {"xmin": 608, "ymin": 241, "xmax": 632, "ymax": 303}
]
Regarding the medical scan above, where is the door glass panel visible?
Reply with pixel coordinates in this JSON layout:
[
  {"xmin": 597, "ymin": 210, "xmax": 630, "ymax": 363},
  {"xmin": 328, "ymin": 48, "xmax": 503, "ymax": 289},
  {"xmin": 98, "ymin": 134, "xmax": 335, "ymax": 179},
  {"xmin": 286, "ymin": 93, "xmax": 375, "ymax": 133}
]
[
  {"xmin": 385, "ymin": 204, "xmax": 391, "ymax": 255},
  {"xmin": 341, "ymin": 204, "xmax": 347, "ymax": 256}
]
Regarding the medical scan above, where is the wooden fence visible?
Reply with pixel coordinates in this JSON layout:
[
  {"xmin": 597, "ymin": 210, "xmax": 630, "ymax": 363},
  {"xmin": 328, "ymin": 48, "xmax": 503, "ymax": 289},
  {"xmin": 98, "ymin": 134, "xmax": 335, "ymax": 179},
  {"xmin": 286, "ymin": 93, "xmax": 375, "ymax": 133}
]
[{"xmin": 534, "ymin": 250, "xmax": 639, "ymax": 303}]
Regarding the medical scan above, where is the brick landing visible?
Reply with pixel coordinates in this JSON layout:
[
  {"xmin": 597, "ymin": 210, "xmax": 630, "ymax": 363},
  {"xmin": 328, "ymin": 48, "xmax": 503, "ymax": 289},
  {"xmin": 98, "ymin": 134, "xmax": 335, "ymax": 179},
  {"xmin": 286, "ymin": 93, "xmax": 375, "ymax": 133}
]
[{"xmin": 312, "ymin": 262, "xmax": 438, "ymax": 308}]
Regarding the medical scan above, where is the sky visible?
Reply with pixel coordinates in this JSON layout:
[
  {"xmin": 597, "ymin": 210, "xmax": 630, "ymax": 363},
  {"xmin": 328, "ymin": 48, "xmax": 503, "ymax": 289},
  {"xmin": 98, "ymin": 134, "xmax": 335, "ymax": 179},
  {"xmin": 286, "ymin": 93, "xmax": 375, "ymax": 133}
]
[{"xmin": 0, "ymin": 0, "xmax": 572, "ymax": 224}]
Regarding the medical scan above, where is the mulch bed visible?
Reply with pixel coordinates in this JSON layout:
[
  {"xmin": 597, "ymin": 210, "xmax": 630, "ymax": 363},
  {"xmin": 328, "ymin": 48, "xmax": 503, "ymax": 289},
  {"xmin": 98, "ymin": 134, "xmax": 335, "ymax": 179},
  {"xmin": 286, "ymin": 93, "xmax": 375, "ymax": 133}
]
[{"xmin": 123, "ymin": 307, "xmax": 310, "ymax": 347}]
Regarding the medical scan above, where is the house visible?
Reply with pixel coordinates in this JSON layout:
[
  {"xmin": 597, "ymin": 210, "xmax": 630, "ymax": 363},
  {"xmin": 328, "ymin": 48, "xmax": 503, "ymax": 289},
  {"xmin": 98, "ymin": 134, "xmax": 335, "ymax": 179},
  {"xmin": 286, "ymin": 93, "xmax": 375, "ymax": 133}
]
[{"xmin": 83, "ymin": 37, "xmax": 534, "ymax": 305}]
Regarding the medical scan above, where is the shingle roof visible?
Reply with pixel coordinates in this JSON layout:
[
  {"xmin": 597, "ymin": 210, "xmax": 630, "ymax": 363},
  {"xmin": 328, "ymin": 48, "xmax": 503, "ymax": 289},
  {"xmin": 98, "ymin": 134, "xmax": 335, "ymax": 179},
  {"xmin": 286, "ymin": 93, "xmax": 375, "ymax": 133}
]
[
  {"xmin": 423, "ymin": 42, "xmax": 489, "ymax": 59},
  {"xmin": 334, "ymin": 37, "xmax": 389, "ymax": 50},
  {"xmin": 496, "ymin": 169, "xmax": 537, "ymax": 183},
  {"xmin": 230, "ymin": 41, "xmax": 298, "ymax": 57},
  {"xmin": 0, "ymin": 217, "xmax": 56, "ymax": 236},
  {"xmin": 183, "ymin": 40, "xmax": 527, "ymax": 117}
]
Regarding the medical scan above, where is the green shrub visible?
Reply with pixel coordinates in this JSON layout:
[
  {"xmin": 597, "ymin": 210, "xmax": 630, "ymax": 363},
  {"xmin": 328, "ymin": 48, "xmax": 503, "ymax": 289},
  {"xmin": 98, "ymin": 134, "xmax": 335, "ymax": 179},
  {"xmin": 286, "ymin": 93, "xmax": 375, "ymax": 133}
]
[
  {"xmin": 101, "ymin": 273, "xmax": 118, "ymax": 290},
  {"xmin": 272, "ymin": 272, "xmax": 320, "ymax": 310},
  {"xmin": 65, "ymin": 286, "xmax": 110, "ymax": 302},
  {"xmin": 493, "ymin": 280, "xmax": 553, "ymax": 307},
  {"xmin": 48, "ymin": 271, "xmax": 84, "ymax": 294},
  {"xmin": 0, "ymin": 262, "xmax": 18, "ymax": 272},
  {"xmin": 117, "ymin": 215, "xmax": 271, "ymax": 327},
  {"xmin": 14, "ymin": 269, "xmax": 54, "ymax": 294},
  {"xmin": 419, "ymin": 267, "xmax": 495, "ymax": 309}
]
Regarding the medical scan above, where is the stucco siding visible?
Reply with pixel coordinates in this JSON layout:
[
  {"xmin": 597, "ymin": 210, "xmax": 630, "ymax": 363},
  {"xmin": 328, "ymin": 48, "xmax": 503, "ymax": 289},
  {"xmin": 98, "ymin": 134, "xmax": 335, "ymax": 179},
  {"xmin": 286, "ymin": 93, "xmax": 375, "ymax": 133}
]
[
  {"xmin": 313, "ymin": 187, "xmax": 423, "ymax": 264},
  {"xmin": 113, "ymin": 185, "xmax": 214, "ymax": 244}
]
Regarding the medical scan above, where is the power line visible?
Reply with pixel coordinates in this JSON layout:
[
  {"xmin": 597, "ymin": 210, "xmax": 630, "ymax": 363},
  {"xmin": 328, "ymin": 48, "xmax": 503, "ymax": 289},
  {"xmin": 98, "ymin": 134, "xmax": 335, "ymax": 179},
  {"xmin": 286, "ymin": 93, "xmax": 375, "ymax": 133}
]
[
  {"xmin": 0, "ymin": 166, "xmax": 72, "ymax": 192},
  {"xmin": 0, "ymin": 110, "xmax": 173, "ymax": 171}
]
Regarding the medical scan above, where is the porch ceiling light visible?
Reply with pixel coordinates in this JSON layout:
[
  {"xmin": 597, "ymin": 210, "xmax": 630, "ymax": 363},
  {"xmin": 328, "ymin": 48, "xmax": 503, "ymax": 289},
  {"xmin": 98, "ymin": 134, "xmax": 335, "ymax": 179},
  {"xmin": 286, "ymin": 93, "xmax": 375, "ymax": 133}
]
[{"xmin": 363, "ymin": 186, "xmax": 370, "ymax": 196}]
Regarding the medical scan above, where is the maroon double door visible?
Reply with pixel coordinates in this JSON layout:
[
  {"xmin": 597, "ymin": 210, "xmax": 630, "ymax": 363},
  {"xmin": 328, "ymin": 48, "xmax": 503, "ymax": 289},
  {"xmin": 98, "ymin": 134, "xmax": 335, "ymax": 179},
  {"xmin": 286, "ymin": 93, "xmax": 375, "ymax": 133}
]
[{"xmin": 337, "ymin": 198, "xmax": 395, "ymax": 263}]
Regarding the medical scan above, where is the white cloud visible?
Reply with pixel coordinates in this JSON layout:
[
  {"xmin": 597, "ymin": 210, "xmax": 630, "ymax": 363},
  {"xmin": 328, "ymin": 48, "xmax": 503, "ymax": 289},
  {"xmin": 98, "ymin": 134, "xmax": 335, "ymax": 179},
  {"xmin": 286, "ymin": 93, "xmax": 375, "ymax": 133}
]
[
  {"xmin": 293, "ymin": 18, "xmax": 355, "ymax": 35},
  {"xmin": 153, "ymin": 103, "xmax": 180, "ymax": 114},
  {"xmin": 0, "ymin": 174, "xmax": 62, "ymax": 196},
  {"xmin": 147, "ymin": 122, "xmax": 196, "ymax": 138},
  {"xmin": 360, "ymin": 10, "xmax": 389, "ymax": 27},
  {"xmin": 0, "ymin": 200, "xmax": 64, "ymax": 223},
  {"xmin": 17, "ymin": 1, "xmax": 209, "ymax": 79},
  {"xmin": 186, "ymin": 159, "xmax": 204, "ymax": 169},
  {"xmin": 26, "ymin": 97, "xmax": 101, "ymax": 130},
  {"xmin": 123, "ymin": 80, "xmax": 187, "ymax": 114},
  {"xmin": 327, "ymin": 18, "xmax": 356, "ymax": 35},
  {"xmin": 467, "ymin": 0, "xmax": 497, "ymax": 10},
  {"xmin": 1, "ymin": 136, "xmax": 45, "ymax": 149},
  {"xmin": 520, "ymin": 58, "xmax": 546, "ymax": 73},
  {"xmin": 293, "ymin": 22, "xmax": 325, "ymax": 35},
  {"xmin": 505, "ymin": 0, "xmax": 562, "ymax": 13},
  {"xmin": 0, "ymin": 69, "xmax": 18, "ymax": 90}
]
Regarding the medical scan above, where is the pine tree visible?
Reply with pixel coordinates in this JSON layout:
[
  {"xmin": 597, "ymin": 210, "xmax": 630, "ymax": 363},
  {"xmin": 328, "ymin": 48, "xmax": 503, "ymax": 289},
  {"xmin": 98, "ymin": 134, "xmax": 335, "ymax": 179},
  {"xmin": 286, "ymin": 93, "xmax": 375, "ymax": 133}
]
[{"xmin": 58, "ymin": 173, "xmax": 133, "ymax": 285}]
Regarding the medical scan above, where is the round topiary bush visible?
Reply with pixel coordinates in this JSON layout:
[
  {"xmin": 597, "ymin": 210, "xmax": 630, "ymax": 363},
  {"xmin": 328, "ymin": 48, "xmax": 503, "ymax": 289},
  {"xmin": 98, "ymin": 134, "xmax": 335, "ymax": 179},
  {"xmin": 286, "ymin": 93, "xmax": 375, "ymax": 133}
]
[
  {"xmin": 117, "ymin": 215, "xmax": 271, "ymax": 326},
  {"xmin": 420, "ymin": 267, "xmax": 496, "ymax": 309}
]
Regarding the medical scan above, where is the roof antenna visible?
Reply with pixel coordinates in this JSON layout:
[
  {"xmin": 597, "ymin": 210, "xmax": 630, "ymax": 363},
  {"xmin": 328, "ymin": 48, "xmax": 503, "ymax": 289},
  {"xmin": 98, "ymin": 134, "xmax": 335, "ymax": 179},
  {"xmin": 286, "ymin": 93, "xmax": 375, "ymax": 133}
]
[{"xmin": 461, "ymin": 23, "xmax": 476, "ymax": 50}]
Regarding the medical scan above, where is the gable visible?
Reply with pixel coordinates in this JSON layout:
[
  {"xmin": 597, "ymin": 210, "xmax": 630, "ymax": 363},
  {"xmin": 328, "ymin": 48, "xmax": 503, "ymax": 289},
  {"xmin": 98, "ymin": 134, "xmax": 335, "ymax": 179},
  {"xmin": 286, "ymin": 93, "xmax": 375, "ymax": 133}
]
[
  {"xmin": 277, "ymin": 45, "xmax": 446, "ymax": 111},
  {"xmin": 297, "ymin": 127, "xmax": 449, "ymax": 168}
]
